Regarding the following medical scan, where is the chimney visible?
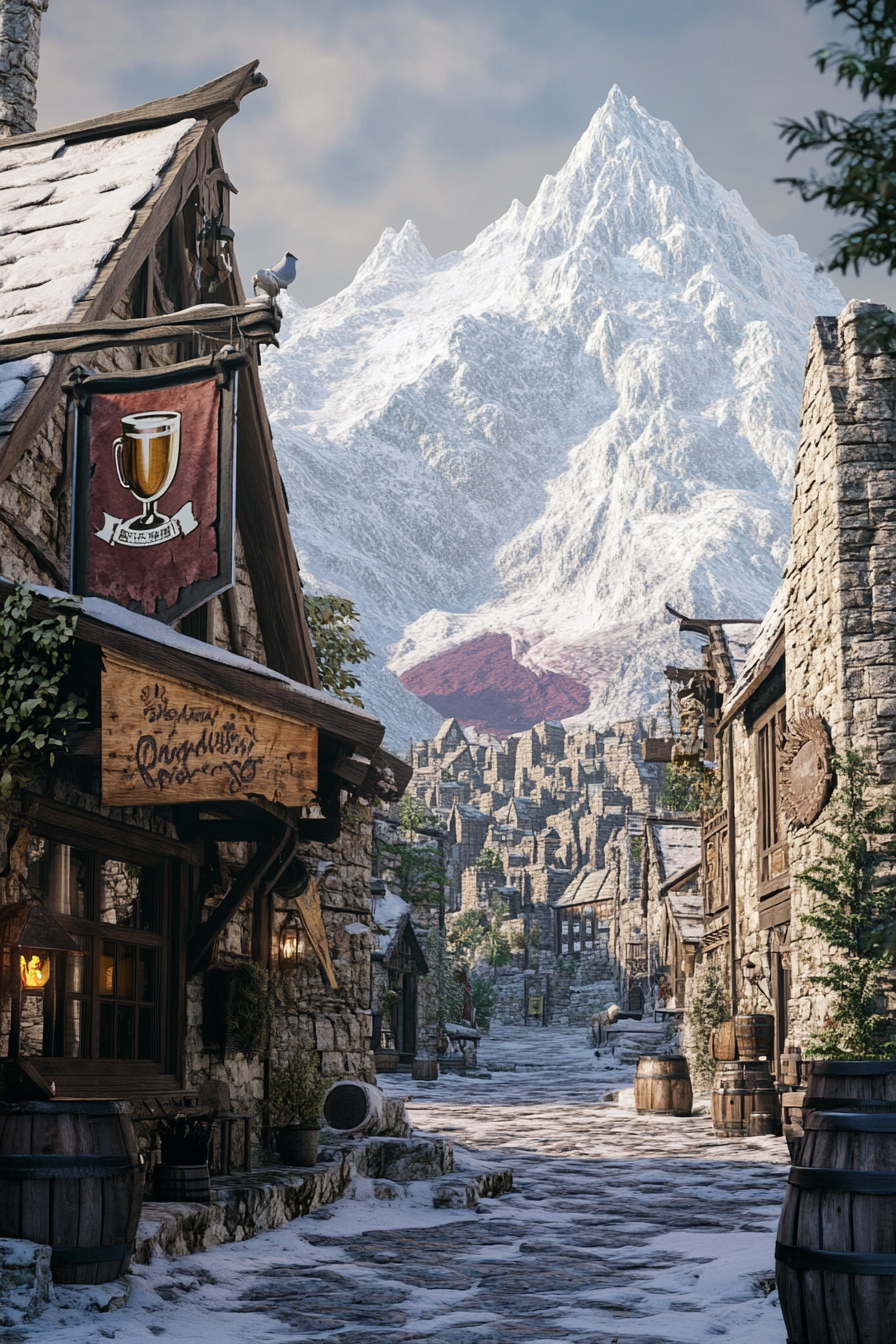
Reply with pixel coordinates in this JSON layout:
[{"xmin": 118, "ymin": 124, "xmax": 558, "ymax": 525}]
[{"xmin": 0, "ymin": 0, "xmax": 48, "ymax": 137}]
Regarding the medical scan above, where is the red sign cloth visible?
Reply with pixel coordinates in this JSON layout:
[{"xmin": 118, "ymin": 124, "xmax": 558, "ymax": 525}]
[{"xmin": 87, "ymin": 378, "xmax": 221, "ymax": 613}]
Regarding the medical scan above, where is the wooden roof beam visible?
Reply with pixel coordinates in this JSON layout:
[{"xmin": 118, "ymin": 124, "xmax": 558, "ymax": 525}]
[{"xmin": 0, "ymin": 62, "xmax": 266, "ymax": 150}]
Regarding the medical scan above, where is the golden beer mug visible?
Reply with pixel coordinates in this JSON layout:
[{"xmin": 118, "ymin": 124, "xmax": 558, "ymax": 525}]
[{"xmin": 113, "ymin": 411, "xmax": 181, "ymax": 531}]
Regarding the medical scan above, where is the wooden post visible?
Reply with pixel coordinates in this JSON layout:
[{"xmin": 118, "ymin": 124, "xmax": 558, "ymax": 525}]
[
  {"xmin": 726, "ymin": 727, "xmax": 738, "ymax": 1015},
  {"xmin": 8, "ymin": 956, "xmax": 21, "ymax": 1057}
]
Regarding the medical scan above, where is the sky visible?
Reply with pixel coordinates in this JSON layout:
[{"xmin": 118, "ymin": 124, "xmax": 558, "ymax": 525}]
[{"xmin": 37, "ymin": 0, "xmax": 896, "ymax": 309}]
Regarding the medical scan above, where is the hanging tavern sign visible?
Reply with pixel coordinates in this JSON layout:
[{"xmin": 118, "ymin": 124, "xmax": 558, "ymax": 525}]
[
  {"xmin": 779, "ymin": 711, "xmax": 834, "ymax": 827},
  {"xmin": 101, "ymin": 651, "xmax": 318, "ymax": 808},
  {"xmin": 69, "ymin": 351, "xmax": 245, "ymax": 624}
]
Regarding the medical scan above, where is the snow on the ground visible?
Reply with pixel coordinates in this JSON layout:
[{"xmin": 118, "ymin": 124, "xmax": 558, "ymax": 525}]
[{"xmin": 15, "ymin": 1026, "xmax": 789, "ymax": 1343}]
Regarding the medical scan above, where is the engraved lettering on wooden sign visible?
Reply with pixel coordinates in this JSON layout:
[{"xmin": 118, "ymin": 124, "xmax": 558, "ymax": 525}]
[{"xmin": 101, "ymin": 652, "xmax": 317, "ymax": 808}]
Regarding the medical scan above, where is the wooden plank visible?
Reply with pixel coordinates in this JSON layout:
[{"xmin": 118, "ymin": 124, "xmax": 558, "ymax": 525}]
[
  {"xmin": 0, "ymin": 62, "xmax": 265, "ymax": 149},
  {"xmin": 23, "ymin": 793, "xmax": 203, "ymax": 866},
  {"xmin": 21, "ymin": 1112, "xmax": 52, "ymax": 1246},
  {"xmin": 0, "ymin": 302, "xmax": 278, "ymax": 363},
  {"xmin": 297, "ymin": 878, "xmax": 338, "ymax": 990},
  {"xmin": 101, "ymin": 650, "xmax": 317, "ymax": 809},
  {"xmin": 51, "ymin": 1112, "xmax": 80, "ymax": 1271},
  {"xmin": 0, "ymin": 1113, "xmax": 29, "ymax": 1238},
  {"xmin": 0, "ymin": 506, "xmax": 67, "ymax": 585},
  {"xmin": 226, "ymin": 247, "xmax": 320, "ymax": 689},
  {"xmin": 186, "ymin": 827, "xmax": 288, "ymax": 975}
]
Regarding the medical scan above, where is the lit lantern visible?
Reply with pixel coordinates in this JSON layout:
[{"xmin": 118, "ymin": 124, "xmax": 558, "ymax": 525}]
[
  {"xmin": 0, "ymin": 900, "xmax": 86, "ymax": 1059},
  {"xmin": 278, "ymin": 912, "xmax": 306, "ymax": 970},
  {"xmin": 20, "ymin": 952, "xmax": 51, "ymax": 989}
]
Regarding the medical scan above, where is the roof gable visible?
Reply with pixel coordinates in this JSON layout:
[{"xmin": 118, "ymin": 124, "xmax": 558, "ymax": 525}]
[{"xmin": 0, "ymin": 65, "xmax": 320, "ymax": 690}]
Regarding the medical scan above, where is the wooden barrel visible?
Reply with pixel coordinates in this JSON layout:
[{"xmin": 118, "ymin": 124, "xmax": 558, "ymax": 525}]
[
  {"xmin": 152, "ymin": 1162, "xmax": 211, "ymax": 1204},
  {"xmin": 711, "ymin": 1061, "xmax": 781, "ymax": 1137},
  {"xmin": 634, "ymin": 1055, "xmax": 692, "ymax": 1116},
  {"xmin": 710, "ymin": 1020, "xmax": 738, "ymax": 1061},
  {"xmin": 803, "ymin": 1059, "xmax": 896, "ymax": 1117},
  {"xmin": 323, "ymin": 1081, "xmax": 386, "ymax": 1136},
  {"xmin": 0, "ymin": 1099, "xmax": 143, "ymax": 1285},
  {"xmin": 734, "ymin": 1013, "xmax": 775, "ymax": 1060},
  {"xmin": 777, "ymin": 1110, "xmax": 896, "ymax": 1344}
]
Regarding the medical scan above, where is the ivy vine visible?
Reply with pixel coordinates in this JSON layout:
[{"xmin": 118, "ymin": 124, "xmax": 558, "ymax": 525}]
[{"xmin": 0, "ymin": 586, "xmax": 87, "ymax": 799}]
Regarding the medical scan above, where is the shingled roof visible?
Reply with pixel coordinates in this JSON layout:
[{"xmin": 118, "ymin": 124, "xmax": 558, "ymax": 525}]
[
  {"xmin": 0, "ymin": 118, "xmax": 199, "ymax": 437},
  {"xmin": 0, "ymin": 63, "xmax": 321, "ymax": 690}
]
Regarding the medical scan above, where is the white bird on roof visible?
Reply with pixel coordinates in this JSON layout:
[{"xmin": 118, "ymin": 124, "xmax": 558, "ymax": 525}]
[{"xmin": 252, "ymin": 251, "xmax": 297, "ymax": 299}]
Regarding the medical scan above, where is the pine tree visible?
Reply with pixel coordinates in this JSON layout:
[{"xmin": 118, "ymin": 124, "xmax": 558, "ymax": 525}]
[{"xmin": 800, "ymin": 749, "xmax": 896, "ymax": 1059}]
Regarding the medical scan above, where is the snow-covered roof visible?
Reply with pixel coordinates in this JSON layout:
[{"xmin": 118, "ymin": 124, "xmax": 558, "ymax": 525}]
[
  {"xmin": 665, "ymin": 884, "xmax": 704, "ymax": 943},
  {"xmin": 721, "ymin": 581, "xmax": 786, "ymax": 717},
  {"xmin": 650, "ymin": 823, "xmax": 701, "ymax": 886},
  {"xmin": 555, "ymin": 868, "xmax": 611, "ymax": 908},
  {"xmin": 26, "ymin": 582, "xmax": 381, "ymax": 726},
  {"xmin": 0, "ymin": 120, "xmax": 196, "ymax": 430},
  {"xmin": 372, "ymin": 891, "xmax": 429, "ymax": 972}
]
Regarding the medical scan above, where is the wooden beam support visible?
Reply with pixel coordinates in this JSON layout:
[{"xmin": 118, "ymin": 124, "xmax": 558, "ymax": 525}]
[
  {"xmin": 0, "ymin": 301, "xmax": 279, "ymax": 364},
  {"xmin": 186, "ymin": 826, "xmax": 289, "ymax": 976}
]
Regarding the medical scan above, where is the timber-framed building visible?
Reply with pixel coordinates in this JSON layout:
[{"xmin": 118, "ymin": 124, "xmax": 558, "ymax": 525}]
[{"xmin": 0, "ymin": 60, "xmax": 408, "ymax": 1173}]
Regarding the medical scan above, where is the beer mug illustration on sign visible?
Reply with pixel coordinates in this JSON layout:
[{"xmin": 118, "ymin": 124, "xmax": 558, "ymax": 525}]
[
  {"xmin": 96, "ymin": 409, "xmax": 198, "ymax": 548},
  {"xmin": 114, "ymin": 412, "xmax": 180, "ymax": 530}
]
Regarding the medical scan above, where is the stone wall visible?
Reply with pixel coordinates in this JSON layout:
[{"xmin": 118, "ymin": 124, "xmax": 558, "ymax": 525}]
[{"xmin": 729, "ymin": 302, "xmax": 896, "ymax": 1045}]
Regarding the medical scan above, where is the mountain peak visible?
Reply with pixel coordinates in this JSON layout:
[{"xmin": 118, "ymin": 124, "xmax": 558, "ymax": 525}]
[
  {"xmin": 263, "ymin": 93, "xmax": 843, "ymax": 747},
  {"xmin": 353, "ymin": 218, "xmax": 434, "ymax": 287}
]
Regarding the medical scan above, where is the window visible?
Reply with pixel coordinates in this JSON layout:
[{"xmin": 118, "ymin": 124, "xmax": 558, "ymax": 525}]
[
  {"xmin": 755, "ymin": 697, "xmax": 789, "ymax": 896},
  {"xmin": 23, "ymin": 837, "xmax": 167, "ymax": 1064}
]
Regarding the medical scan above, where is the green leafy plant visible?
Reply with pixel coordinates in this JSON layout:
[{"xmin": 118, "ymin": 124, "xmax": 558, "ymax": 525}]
[
  {"xmin": 440, "ymin": 767, "xmax": 454, "ymax": 782},
  {"xmin": 304, "ymin": 594, "xmax": 372, "ymax": 707},
  {"xmin": 683, "ymin": 966, "xmax": 730, "ymax": 1087},
  {"xmin": 447, "ymin": 910, "xmax": 486, "ymax": 965},
  {"xmin": 474, "ymin": 848, "xmax": 504, "ymax": 874},
  {"xmin": 483, "ymin": 897, "xmax": 511, "ymax": 968},
  {"xmin": 399, "ymin": 792, "xmax": 434, "ymax": 837},
  {"xmin": 157, "ymin": 1114, "xmax": 213, "ymax": 1164},
  {"xmin": 800, "ymin": 749, "xmax": 896, "ymax": 1059},
  {"xmin": 226, "ymin": 961, "xmax": 276, "ymax": 1060},
  {"xmin": 631, "ymin": 837, "xmax": 643, "ymax": 863},
  {"xmin": 262, "ymin": 1048, "xmax": 332, "ymax": 1130},
  {"xmin": 470, "ymin": 977, "xmax": 498, "ymax": 1032},
  {"xmin": 379, "ymin": 987, "xmax": 398, "ymax": 1015},
  {"xmin": 376, "ymin": 836, "xmax": 445, "ymax": 907},
  {"xmin": 660, "ymin": 761, "xmax": 721, "ymax": 814},
  {"xmin": 777, "ymin": 1, "xmax": 896, "ymax": 279},
  {"xmin": 0, "ymin": 586, "xmax": 87, "ymax": 798},
  {"xmin": 425, "ymin": 929, "xmax": 465, "ymax": 1043}
]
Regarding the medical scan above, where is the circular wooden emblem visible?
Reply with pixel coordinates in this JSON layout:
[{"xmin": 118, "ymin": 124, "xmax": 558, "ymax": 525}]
[{"xmin": 779, "ymin": 712, "xmax": 833, "ymax": 827}]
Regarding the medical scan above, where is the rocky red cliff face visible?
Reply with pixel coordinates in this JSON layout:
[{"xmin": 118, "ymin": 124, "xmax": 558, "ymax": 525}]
[{"xmin": 398, "ymin": 633, "xmax": 590, "ymax": 736}]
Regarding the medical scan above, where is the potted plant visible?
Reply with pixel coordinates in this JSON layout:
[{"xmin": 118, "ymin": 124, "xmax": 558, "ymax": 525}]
[
  {"xmin": 262, "ymin": 1048, "xmax": 332, "ymax": 1166},
  {"xmin": 153, "ymin": 1114, "xmax": 214, "ymax": 1204}
]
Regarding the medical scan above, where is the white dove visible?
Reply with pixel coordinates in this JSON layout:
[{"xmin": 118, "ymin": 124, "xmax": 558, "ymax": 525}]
[{"xmin": 252, "ymin": 251, "xmax": 297, "ymax": 299}]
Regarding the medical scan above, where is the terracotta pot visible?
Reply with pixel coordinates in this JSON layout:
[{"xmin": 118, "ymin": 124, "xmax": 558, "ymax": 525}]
[{"xmin": 275, "ymin": 1126, "xmax": 320, "ymax": 1167}]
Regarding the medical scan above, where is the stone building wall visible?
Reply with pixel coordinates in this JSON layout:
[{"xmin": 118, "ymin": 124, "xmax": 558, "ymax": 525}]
[{"xmin": 725, "ymin": 302, "xmax": 896, "ymax": 1045}]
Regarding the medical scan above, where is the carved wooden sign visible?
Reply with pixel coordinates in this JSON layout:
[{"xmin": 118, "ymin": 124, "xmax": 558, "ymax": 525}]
[
  {"xmin": 779, "ymin": 711, "xmax": 833, "ymax": 827},
  {"xmin": 101, "ymin": 652, "xmax": 317, "ymax": 808}
]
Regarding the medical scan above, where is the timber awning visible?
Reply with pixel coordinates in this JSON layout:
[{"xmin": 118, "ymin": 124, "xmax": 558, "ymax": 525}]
[{"xmin": 4, "ymin": 578, "xmax": 385, "ymax": 842}]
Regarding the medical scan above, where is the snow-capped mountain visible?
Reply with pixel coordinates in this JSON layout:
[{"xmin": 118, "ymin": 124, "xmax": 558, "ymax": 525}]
[{"xmin": 261, "ymin": 87, "xmax": 842, "ymax": 746}]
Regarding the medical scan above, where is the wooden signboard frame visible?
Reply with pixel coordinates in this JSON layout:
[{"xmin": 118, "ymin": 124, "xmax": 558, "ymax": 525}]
[{"xmin": 101, "ymin": 651, "xmax": 317, "ymax": 809}]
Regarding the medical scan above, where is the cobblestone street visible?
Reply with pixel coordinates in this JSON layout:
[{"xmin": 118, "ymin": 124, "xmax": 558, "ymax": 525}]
[{"xmin": 20, "ymin": 1028, "xmax": 791, "ymax": 1344}]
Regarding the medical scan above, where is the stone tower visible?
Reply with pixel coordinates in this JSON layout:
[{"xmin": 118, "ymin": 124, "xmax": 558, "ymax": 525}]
[{"xmin": 0, "ymin": 0, "xmax": 48, "ymax": 137}]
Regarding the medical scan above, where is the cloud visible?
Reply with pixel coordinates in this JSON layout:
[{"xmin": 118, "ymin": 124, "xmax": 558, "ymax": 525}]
[{"xmin": 35, "ymin": 0, "xmax": 896, "ymax": 308}]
